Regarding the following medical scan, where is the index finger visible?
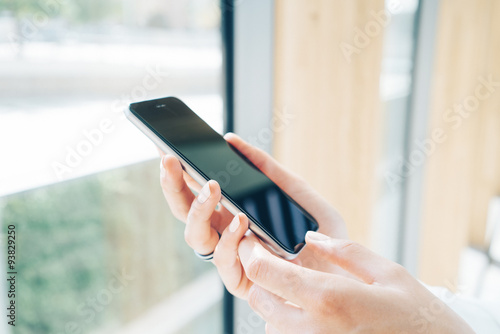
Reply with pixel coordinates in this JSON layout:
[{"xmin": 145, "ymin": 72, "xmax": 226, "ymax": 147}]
[
  {"xmin": 160, "ymin": 155, "xmax": 196, "ymax": 221},
  {"xmin": 158, "ymin": 147, "xmax": 201, "ymax": 192},
  {"xmin": 223, "ymin": 133, "xmax": 341, "ymax": 227},
  {"xmin": 224, "ymin": 133, "xmax": 300, "ymax": 188},
  {"xmin": 238, "ymin": 237, "xmax": 337, "ymax": 310}
]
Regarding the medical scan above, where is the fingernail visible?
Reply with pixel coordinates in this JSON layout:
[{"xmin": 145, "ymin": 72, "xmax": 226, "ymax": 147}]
[
  {"xmin": 197, "ymin": 182, "xmax": 211, "ymax": 204},
  {"xmin": 229, "ymin": 214, "xmax": 242, "ymax": 233},
  {"xmin": 306, "ymin": 231, "xmax": 329, "ymax": 242},
  {"xmin": 160, "ymin": 156, "xmax": 166, "ymax": 178}
]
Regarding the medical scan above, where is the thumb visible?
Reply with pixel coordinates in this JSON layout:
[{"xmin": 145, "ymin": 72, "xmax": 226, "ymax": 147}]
[{"xmin": 305, "ymin": 232, "xmax": 393, "ymax": 284}]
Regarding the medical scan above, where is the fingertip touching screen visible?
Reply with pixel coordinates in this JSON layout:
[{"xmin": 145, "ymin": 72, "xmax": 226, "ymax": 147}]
[{"xmin": 130, "ymin": 97, "xmax": 319, "ymax": 254}]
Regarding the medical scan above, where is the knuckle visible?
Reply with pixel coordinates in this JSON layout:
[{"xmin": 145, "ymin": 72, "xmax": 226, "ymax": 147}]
[
  {"xmin": 212, "ymin": 244, "xmax": 231, "ymax": 268},
  {"xmin": 184, "ymin": 227, "xmax": 213, "ymax": 251},
  {"xmin": 247, "ymin": 285, "xmax": 262, "ymax": 310},
  {"xmin": 186, "ymin": 206, "xmax": 202, "ymax": 227},
  {"xmin": 310, "ymin": 279, "xmax": 348, "ymax": 319},
  {"xmin": 337, "ymin": 240, "xmax": 358, "ymax": 252},
  {"xmin": 245, "ymin": 252, "xmax": 268, "ymax": 282},
  {"xmin": 184, "ymin": 207, "xmax": 217, "ymax": 252},
  {"xmin": 315, "ymin": 288, "xmax": 339, "ymax": 317},
  {"xmin": 186, "ymin": 209, "xmax": 195, "ymax": 225},
  {"xmin": 171, "ymin": 210, "xmax": 186, "ymax": 222},
  {"xmin": 265, "ymin": 323, "xmax": 277, "ymax": 334},
  {"xmin": 212, "ymin": 245, "xmax": 223, "ymax": 266},
  {"xmin": 183, "ymin": 228, "xmax": 195, "ymax": 248},
  {"xmin": 334, "ymin": 240, "xmax": 362, "ymax": 258},
  {"xmin": 389, "ymin": 262, "xmax": 409, "ymax": 280}
]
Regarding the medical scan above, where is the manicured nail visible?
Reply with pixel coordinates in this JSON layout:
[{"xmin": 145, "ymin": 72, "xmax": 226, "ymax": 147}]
[
  {"xmin": 306, "ymin": 231, "xmax": 329, "ymax": 241},
  {"xmin": 160, "ymin": 156, "xmax": 166, "ymax": 178},
  {"xmin": 197, "ymin": 182, "xmax": 211, "ymax": 204},
  {"xmin": 229, "ymin": 214, "xmax": 242, "ymax": 233}
]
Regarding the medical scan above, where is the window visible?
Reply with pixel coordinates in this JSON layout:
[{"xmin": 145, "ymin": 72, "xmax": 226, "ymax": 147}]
[
  {"xmin": 0, "ymin": 1, "xmax": 224, "ymax": 333},
  {"xmin": 373, "ymin": 0, "xmax": 420, "ymax": 262}
]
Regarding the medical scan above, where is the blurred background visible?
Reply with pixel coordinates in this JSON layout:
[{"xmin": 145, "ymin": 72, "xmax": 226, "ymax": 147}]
[{"xmin": 0, "ymin": 0, "xmax": 499, "ymax": 333}]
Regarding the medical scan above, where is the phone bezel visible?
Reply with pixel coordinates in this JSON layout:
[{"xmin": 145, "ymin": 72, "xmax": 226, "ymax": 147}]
[{"xmin": 125, "ymin": 98, "xmax": 315, "ymax": 259}]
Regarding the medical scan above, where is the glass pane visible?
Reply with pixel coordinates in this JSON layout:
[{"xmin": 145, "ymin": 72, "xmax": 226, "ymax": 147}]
[
  {"xmin": 1, "ymin": 162, "xmax": 222, "ymax": 333},
  {"xmin": 0, "ymin": 0, "xmax": 223, "ymax": 333},
  {"xmin": 0, "ymin": 0, "xmax": 223, "ymax": 195},
  {"xmin": 374, "ymin": 0, "xmax": 419, "ymax": 261}
]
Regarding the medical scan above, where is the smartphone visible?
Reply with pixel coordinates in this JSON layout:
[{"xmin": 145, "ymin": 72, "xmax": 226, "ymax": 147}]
[{"xmin": 125, "ymin": 97, "xmax": 318, "ymax": 259}]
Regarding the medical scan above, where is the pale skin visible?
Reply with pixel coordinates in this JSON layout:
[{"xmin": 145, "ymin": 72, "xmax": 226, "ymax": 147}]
[{"xmin": 159, "ymin": 133, "xmax": 474, "ymax": 334}]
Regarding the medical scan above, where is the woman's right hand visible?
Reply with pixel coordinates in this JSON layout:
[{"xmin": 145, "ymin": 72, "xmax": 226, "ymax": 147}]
[
  {"xmin": 237, "ymin": 232, "xmax": 475, "ymax": 334},
  {"xmin": 159, "ymin": 133, "xmax": 349, "ymax": 299}
]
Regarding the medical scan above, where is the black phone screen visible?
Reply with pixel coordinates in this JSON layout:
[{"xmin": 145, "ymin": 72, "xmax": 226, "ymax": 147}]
[{"xmin": 130, "ymin": 97, "xmax": 318, "ymax": 254}]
